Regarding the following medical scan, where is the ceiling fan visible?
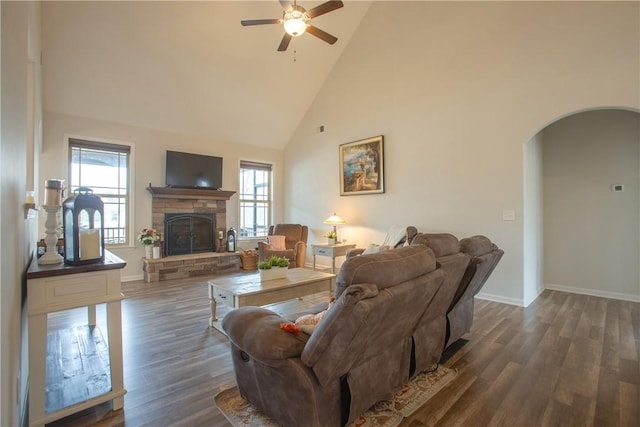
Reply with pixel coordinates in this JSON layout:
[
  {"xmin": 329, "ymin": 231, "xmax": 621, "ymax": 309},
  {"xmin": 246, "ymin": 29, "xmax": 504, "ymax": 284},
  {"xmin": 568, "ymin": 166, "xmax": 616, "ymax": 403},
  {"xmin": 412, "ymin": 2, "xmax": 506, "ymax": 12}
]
[{"xmin": 241, "ymin": 0, "xmax": 344, "ymax": 52}]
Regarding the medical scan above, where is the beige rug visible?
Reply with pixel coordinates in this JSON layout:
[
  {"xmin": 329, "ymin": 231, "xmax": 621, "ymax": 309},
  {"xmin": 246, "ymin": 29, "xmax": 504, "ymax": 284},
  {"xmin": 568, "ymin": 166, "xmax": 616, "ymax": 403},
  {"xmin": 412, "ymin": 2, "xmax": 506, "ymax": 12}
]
[{"xmin": 214, "ymin": 366, "xmax": 457, "ymax": 427}]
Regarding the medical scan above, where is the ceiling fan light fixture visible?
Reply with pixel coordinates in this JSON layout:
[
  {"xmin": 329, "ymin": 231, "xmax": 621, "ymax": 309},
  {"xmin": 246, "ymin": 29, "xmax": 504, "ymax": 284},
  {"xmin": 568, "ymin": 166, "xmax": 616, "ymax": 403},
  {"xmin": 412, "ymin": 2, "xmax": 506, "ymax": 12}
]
[{"xmin": 283, "ymin": 9, "xmax": 308, "ymax": 37}]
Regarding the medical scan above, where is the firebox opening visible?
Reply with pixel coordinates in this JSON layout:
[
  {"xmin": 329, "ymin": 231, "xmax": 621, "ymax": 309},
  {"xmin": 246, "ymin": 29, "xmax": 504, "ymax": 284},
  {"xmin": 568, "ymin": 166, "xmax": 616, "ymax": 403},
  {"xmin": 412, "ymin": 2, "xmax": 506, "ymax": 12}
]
[{"xmin": 164, "ymin": 213, "xmax": 215, "ymax": 256}]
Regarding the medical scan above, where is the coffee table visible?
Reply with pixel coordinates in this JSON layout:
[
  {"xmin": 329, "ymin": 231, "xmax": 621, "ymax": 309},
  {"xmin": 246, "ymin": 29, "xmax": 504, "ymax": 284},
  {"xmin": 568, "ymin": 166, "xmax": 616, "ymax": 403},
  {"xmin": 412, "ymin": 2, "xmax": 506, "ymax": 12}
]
[{"xmin": 208, "ymin": 268, "xmax": 336, "ymax": 330}]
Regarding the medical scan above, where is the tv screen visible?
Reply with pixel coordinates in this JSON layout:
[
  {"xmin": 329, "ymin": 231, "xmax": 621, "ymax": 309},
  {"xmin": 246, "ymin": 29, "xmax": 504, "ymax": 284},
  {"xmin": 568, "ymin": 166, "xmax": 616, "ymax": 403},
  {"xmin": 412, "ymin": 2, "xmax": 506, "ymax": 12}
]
[{"xmin": 165, "ymin": 151, "xmax": 223, "ymax": 189}]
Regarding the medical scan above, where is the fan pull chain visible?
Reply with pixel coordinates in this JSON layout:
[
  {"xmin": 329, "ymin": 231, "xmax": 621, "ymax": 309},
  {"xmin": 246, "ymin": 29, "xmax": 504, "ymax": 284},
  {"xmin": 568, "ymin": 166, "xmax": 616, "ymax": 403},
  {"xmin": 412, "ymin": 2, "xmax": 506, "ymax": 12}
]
[{"xmin": 294, "ymin": 48, "xmax": 297, "ymax": 62}]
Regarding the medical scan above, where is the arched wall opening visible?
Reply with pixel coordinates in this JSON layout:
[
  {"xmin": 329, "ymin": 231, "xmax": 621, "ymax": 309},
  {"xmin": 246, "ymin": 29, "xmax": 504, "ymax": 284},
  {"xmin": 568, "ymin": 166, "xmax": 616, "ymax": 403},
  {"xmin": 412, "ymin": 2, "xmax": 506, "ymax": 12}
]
[{"xmin": 523, "ymin": 108, "xmax": 640, "ymax": 306}]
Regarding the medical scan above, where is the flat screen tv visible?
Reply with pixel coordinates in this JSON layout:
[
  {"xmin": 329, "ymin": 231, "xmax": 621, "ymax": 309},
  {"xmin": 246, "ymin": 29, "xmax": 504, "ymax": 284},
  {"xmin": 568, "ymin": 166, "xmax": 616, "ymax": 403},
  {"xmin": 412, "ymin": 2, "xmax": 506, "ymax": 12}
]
[{"xmin": 165, "ymin": 150, "xmax": 223, "ymax": 190}]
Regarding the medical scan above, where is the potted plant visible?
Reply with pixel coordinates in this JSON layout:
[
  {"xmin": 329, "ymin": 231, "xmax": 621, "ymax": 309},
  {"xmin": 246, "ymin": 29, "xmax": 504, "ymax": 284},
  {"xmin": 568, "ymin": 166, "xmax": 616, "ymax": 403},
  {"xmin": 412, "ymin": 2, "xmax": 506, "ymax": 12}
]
[
  {"xmin": 138, "ymin": 228, "xmax": 160, "ymax": 259},
  {"xmin": 258, "ymin": 256, "xmax": 290, "ymax": 280},
  {"xmin": 325, "ymin": 231, "xmax": 337, "ymax": 245}
]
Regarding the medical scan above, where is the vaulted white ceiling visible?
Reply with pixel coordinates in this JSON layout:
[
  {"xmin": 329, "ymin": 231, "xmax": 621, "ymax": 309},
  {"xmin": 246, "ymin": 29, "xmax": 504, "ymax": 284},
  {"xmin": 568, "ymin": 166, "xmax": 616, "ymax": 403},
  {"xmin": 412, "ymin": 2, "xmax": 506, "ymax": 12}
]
[{"xmin": 42, "ymin": 1, "xmax": 372, "ymax": 149}]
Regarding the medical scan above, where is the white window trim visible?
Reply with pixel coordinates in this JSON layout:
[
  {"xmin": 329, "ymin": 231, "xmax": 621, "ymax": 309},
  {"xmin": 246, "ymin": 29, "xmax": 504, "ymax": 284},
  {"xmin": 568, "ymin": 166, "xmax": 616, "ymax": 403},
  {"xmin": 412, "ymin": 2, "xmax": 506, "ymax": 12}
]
[
  {"xmin": 64, "ymin": 134, "xmax": 136, "ymax": 248},
  {"xmin": 238, "ymin": 159, "xmax": 274, "ymax": 240}
]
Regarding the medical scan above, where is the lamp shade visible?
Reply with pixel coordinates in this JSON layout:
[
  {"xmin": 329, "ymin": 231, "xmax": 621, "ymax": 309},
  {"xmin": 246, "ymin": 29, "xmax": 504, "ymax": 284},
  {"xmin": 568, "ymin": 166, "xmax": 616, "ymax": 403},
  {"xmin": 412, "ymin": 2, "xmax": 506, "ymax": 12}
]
[
  {"xmin": 283, "ymin": 9, "xmax": 308, "ymax": 37},
  {"xmin": 283, "ymin": 18, "xmax": 307, "ymax": 36},
  {"xmin": 324, "ymin": 213, "xmax": 346, "ymax": 225}
]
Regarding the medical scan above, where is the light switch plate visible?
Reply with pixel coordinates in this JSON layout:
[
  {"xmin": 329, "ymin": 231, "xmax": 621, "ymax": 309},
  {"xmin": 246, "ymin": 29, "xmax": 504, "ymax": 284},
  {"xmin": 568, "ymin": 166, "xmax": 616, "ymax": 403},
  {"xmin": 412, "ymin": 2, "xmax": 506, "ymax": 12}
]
[{"xmin": 502, "ymin": 210, "xmax": 516, "ymax": 221}]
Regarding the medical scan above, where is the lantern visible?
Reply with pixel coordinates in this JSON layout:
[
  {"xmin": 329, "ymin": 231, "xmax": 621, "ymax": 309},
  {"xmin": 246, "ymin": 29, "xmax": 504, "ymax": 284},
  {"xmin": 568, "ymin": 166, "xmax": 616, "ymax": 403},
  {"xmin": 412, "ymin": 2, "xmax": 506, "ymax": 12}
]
[
  {"xmin": 226, "ymin": 227, "xmax": 236, "ymax": 252},
  {"xmin": 62, "ymin": 187, "xmax": 105, "ymax": 265}
]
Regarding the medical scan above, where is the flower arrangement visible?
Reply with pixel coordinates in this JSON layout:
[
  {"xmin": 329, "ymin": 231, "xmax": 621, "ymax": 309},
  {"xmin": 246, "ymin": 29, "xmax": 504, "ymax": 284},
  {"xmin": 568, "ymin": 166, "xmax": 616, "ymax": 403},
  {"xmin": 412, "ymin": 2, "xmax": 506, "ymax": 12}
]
[
  {"xmin": 258, "ymin": 255, "xmax": 290, "ymax": 270},
  {"xmin": 324, "ymin": 231, "xmax": 337, "ymax": 239},
  {"xmin": 137, "ymin": 228, "xmax": 160, "ymax": 246}
]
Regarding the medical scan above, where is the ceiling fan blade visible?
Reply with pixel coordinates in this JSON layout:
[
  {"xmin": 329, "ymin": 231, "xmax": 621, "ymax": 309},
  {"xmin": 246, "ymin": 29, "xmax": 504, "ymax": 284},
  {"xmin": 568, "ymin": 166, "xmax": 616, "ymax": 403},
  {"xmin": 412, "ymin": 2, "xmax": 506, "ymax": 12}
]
[
  {"xmin": 279, "ymin": 0, "xmax": 292, "ymax": 9},
  {"xmin": 241, "ymin": 18, "xmax": 281, "ymax": 26},
  {"xmin": 277, "ymin": 33, "xmax": 292, "ymax": 51},
  {"xmin": 306, "ymin": 25, "xmax": 338, "ymax": 45},
  {"xmin": 307, "ymin": 1, "xmax": 344, "ymax": 19}
]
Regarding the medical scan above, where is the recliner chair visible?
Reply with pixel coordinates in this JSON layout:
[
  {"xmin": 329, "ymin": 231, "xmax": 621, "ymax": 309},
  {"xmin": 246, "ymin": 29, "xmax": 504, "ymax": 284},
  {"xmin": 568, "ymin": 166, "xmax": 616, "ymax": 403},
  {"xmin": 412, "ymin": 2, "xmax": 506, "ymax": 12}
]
[
  {"xmin": 409, "ymin": 232, "xmax": 471, "ymax": 374},
  {"xmin": 257, "ymin": 224, "xmax": 308, "ymax": 268},
  {"xmin": 445, "ymin": 235, "xmax": 504, "ymax": 348}
]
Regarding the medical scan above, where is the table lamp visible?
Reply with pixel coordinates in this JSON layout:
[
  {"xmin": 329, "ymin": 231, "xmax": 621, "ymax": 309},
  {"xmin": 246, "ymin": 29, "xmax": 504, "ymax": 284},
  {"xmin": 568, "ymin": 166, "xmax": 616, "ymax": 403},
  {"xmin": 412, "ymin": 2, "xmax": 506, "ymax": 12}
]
[{"xmin": 324, "ymin": 213, "xmax": 346, "ymax": 242}]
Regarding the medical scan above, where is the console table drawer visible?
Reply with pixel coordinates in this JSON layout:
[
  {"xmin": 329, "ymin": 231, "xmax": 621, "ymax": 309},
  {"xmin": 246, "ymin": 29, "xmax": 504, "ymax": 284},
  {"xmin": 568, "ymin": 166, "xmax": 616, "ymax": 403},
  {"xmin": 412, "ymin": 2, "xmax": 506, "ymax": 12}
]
[
  {"xmin": 315, "ymin": 247, "xmax": 331, "ymax": 256},
  {"xmin": 214, "ymin": 287, "xmax": 234, "ymax": 305},
  {"xmin": 28, "ymin": 270, "xmax": 121, "ymax": 314}
]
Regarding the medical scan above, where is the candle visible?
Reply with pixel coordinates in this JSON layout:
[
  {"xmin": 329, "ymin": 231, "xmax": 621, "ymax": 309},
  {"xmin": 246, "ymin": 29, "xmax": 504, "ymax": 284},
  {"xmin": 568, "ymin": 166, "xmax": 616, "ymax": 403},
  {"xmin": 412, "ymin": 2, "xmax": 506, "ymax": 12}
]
[
  {"xmin": 44, "ymin": 179, "xmax": 65, "ymax": 206},
  {"xmin": 79, "ymin": 229, "xmax": 101, "ymax": 260}
]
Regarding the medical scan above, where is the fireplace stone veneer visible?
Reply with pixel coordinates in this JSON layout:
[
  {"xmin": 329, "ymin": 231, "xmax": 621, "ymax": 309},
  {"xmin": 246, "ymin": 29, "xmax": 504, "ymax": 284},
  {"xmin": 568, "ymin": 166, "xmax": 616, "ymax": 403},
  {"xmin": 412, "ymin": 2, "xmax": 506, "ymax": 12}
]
[{"xmin": 146, "ymin": 187, "xmax": 239, "ymax": 282}]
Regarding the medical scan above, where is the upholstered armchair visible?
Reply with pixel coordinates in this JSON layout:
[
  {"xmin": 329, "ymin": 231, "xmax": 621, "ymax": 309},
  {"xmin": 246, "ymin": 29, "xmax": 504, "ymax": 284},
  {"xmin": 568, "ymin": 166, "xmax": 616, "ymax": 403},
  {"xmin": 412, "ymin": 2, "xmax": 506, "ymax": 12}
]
[{"xmin": 257, "ymin": 224, "xmax": 308, "ymax": 268}]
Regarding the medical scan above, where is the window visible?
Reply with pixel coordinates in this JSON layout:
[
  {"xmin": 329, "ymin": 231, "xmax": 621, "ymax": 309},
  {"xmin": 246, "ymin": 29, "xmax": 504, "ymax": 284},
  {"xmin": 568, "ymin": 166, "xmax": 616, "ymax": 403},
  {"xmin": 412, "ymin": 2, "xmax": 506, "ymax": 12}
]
[
  {"xmin": 239, "ymin": 160, "xmax": 272, "ymax": 238},
  {"xmin": 68, "ymin": 138, "xmax": 131, "ymax": 246}
]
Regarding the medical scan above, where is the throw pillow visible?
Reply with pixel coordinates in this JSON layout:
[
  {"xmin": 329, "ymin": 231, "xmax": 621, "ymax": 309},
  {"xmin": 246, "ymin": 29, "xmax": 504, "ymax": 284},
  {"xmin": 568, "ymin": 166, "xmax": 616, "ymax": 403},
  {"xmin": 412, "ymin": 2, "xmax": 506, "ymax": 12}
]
[
  {"xmin": 294, "ymin": 297, "xmax": 335, "ymax": 335},
  {"xmin": 362, "ymin": 244, "xmax": 390, "ymax": 255},
  {"xmin": 267, "ymin": 235, "xmax": 286, "ymax": 250}
]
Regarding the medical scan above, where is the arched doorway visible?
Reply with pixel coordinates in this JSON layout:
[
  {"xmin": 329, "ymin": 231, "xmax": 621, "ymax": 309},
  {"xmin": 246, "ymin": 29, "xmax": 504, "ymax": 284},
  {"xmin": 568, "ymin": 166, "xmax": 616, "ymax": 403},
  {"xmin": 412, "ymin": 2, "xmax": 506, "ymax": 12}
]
[{"xmin": 524, "ymin": 108, "xmax": 640, "ymax": 305}]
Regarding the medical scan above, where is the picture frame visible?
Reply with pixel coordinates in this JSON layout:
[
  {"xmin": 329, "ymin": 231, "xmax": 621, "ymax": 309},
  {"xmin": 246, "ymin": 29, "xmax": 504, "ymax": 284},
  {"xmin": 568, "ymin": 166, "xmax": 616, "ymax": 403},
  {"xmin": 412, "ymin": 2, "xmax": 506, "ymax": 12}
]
[{"xmin": 339, "ymin": 135, "xmax": 384, "ymax": 196}]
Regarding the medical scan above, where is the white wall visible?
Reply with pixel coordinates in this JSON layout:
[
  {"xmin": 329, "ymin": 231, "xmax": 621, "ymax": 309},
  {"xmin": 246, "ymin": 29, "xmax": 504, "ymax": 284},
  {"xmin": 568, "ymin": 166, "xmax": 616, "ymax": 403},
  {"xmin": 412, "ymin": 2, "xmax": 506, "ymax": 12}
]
[
  {"xmin": 41, "ymin": 112, "xmax": 284, "ymax": 280},
  {"xmin": 284, "ymin": 1, "xmax": 640, "ymax": 305},
  {"xmin": 543, "ymin": 110, "xmax": 640, "ymax": 301},
  {"xmin": 1, "ymin": 2, "xmax": 42, "ymax": 425},
  {"xmin": 523, "ymin": 130, "xmax": 544, "ymax": 306}
]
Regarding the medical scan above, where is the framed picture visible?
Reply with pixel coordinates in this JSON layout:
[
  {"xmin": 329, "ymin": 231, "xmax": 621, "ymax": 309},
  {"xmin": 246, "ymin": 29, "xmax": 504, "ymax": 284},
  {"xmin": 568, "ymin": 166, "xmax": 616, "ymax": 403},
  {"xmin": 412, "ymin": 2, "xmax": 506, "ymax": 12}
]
[{"xmin": 339, "ymin": 135, "xmax": 384, "ymax": 196}]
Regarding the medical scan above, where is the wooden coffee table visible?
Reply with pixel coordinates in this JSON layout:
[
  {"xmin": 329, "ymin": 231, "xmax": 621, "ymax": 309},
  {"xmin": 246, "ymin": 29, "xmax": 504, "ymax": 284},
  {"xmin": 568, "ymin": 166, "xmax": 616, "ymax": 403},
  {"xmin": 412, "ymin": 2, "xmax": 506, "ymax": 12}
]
[{"xmin": 208, "ymin": 268, "xmax": 336, "ymax": 329}]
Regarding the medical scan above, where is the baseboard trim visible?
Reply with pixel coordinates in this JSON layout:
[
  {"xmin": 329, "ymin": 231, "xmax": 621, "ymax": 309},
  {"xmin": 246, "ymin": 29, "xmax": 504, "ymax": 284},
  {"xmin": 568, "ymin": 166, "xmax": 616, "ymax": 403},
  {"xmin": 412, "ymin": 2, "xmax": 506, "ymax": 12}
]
[
  {"xmin": 544, "ymin": 283, "xmax": 640, "ymax": 302},
  {"xmin": 121, "ymin": 274, "xmax": 144, "ymax": 282},
  {"xmin": 475, "ymin": 292, "xmax": 524, "ymax": 307}
]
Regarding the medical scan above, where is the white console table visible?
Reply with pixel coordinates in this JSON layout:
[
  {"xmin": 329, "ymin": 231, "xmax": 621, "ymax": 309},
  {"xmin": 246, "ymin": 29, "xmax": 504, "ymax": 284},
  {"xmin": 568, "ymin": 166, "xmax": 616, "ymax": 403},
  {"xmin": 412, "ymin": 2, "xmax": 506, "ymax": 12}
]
[{"xmin": 26, "ymin": 250, "xmax": 126, "ymax": 427}]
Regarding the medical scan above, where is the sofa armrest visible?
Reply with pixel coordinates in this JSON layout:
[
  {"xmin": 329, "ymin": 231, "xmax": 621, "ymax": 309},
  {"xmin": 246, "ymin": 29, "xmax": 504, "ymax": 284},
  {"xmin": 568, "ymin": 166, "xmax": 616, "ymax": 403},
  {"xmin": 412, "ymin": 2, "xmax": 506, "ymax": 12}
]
[{"xmin": 222, "ymin": 306, "xmax": 309, "ymax": 361}]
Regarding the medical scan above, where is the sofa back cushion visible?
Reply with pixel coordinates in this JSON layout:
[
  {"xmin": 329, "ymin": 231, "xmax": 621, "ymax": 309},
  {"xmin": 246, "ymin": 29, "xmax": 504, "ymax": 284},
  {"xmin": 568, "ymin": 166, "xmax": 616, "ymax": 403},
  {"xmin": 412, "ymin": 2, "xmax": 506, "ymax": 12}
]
[
  {"xmin": 411, "ymin": 233, "xmax": 460, "ymax": 257},
  {"xmin": 334, "ymin": 245, "xmax": 437, "ymax": 298}
]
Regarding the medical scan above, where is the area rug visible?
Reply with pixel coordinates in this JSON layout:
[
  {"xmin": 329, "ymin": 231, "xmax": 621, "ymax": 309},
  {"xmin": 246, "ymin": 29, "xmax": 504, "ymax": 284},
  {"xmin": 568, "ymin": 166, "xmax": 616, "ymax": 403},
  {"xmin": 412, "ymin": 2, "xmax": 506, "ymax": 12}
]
[{"xmin": 214, "ymin": 366, "xmax": 457, "ymax": 427}]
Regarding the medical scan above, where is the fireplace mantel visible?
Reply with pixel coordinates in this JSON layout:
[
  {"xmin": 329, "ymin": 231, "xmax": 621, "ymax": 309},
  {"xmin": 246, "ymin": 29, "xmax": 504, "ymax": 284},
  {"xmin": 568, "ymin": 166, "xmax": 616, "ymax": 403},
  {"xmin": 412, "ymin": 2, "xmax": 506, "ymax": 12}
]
[{"xmin": 146, "ymin": 186, "xmax": 235, "ymax": 200}]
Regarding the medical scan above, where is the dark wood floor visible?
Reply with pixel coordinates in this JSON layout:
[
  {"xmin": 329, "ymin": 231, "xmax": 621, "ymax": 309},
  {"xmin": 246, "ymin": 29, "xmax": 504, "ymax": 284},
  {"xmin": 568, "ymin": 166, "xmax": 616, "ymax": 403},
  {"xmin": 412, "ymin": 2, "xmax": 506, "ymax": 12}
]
[{"xmin": 45, "ymin": 273, "xmax": 639, "ymax": 427}]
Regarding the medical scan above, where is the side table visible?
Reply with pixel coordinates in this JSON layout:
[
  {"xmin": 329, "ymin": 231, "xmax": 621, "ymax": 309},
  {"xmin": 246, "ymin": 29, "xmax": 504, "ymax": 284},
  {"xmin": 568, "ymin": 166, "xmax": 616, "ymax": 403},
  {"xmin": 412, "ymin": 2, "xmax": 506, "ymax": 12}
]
[
  {"xmin": 311, "ymin": 243, "xmax": 356, "ymax": 274},
  {"xmin": 26, "ymin": 250, "xmax": 127, "ymax": 427}
]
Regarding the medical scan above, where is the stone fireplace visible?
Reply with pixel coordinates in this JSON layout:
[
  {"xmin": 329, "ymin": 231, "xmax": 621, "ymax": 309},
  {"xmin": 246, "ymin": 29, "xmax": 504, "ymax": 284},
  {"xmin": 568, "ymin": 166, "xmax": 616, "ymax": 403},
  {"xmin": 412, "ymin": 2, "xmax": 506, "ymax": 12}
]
[{"xmin": 143, "ymin": 187, "xmax": 240, "ymax": 282}]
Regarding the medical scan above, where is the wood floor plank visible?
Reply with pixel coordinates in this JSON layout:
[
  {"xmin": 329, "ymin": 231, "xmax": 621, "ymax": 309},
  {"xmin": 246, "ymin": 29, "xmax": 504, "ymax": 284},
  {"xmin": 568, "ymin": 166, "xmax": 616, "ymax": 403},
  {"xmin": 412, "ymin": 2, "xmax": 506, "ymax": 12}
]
[{"xmin": 44, "ymin": 278, "xmax": 639, "ymax": 427}]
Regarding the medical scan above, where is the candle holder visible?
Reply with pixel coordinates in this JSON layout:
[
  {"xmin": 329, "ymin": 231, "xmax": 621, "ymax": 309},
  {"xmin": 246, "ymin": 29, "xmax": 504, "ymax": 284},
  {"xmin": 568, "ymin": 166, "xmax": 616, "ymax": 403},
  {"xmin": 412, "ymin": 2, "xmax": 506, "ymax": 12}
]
[{"xmin": 38, "ymin": 205, "xmax": 64, "ymax": 265}]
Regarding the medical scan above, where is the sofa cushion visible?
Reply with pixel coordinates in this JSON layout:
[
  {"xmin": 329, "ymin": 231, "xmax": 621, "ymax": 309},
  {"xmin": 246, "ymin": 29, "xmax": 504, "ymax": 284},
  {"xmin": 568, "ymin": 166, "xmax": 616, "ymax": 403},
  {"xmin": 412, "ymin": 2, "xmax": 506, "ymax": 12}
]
[
  {"xmin": 223, "ymin": 307, "xmax": 309, "ymax": 360},
  {"xmin": 334, "ymin": 245, "xmax": 437, "ymax": 297},
  {"xmin": 411, "ymin": 233, "xmax": 460, "ymax": 257},
  {"xmin": 460, "ymin": 235, "xmax": 495, "ymax": 257}
]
